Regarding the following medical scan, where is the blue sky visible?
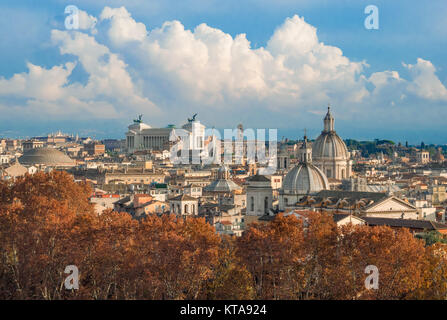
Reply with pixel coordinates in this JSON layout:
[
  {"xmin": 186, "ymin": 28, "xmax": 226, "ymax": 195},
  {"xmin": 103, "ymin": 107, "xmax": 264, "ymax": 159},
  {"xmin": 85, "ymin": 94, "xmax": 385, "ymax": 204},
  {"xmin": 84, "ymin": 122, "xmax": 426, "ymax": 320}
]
[{"xmin": 0, "ymin": 0, "xmax": 446, "ymax": 144}]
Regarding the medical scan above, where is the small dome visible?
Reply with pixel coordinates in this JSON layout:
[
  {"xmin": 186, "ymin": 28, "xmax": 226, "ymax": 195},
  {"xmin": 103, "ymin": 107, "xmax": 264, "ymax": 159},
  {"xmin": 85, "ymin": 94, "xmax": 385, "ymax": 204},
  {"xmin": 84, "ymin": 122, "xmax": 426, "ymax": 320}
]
[
  {"xmin": 4, "ymin": 161, "xmax": 28, "ymax": 178},
  {"xmin": 204, "ymin": 179, "xmax": 241, "ymax": 193},
  {"xmin": 312, "ymin": 131, "xmax": 349, "ymax": 160},
  {"xmin": 19, "ymin": 148, "xmax": 75, "ymax": 166},
  {"xmin": 283, "ymin": 163, "xmax": 329, "ymax": 194},
  {"xmin": 205, "ymin": 165, "xmax": 241, "ymax": 193}
]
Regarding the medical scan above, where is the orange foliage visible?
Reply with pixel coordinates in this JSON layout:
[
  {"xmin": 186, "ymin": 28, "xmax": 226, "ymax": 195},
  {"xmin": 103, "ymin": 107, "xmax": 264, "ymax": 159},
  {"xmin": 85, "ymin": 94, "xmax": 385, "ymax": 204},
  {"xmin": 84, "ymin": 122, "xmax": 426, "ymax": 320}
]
[
  {"xmin": 1, "ymin": 172, "xmax": 447, "ymax": 300},
  {"xmin": 0, "ymin": 172, "xmax": 221, "ymax": 299},
  {"xmin": 238, "ymin": 212, "xmax": 444, "ymax": 300}
]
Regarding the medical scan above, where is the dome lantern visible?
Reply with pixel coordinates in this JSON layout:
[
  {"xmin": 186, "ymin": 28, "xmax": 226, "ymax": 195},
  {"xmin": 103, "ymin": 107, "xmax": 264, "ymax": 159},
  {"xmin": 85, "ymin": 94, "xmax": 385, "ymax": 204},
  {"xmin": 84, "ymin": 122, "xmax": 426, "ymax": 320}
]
[
  {"xmin": 217, "ymin": 165, "xmax": 230, "ymax": 180},
  {"xmin": 323, "ymin": 104, "xmax": 335, "ymax": 133},
  {"xmin": 298, "ymin": 131, "xmax": 312, "ymax": 163}
]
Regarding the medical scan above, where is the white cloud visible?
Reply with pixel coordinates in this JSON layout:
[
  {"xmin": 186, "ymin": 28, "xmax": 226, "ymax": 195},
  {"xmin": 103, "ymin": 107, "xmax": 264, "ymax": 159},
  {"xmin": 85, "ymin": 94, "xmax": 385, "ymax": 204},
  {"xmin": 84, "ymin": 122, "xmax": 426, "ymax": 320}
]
[
  {"xmin": 404, "ymin": 58, "xmax": 447, "ymax": 101},
  {"xmin": 369, "ymin": 70, "xmax": 401, "ymax": 89},
  {"xmin": 368, "ymin": 59, "xmax": 447, "ymax": 106},
  {"xmin": 0, "ymin": 6, "xmax": 446, "ymax": 128},
  {"xmin": 0, "ymin": 27, "xmax": 158, "ymax": 119},
  {"xmin": 368, "ymin": 70, "xmax": 407, "ymax": 105},
  {"xmin": 100, "ymin": 6, "xmax": 147, "ymax": 44},
  {"xmin": 78, "ymin": 9, "xmax": 98, "ymax": 33},
  {"xmin": 99, "ymin": 11, "xmax": 369, "ymax": 112},
  {"xmin": 0, "ymin": 62, "xmax": 74, "ymax": 101}
]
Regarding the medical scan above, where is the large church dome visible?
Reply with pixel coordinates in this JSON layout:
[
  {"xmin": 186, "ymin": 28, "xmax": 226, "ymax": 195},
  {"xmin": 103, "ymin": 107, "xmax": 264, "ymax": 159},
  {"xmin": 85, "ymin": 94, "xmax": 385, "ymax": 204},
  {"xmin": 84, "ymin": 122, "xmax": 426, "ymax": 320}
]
[
  {"xmin": 312, "ymin": 106, "xmax": 349, "ymax": 160},
  {"xmin": 19, "ymin": 147, "xmax": 75, "ymax": 166},
  {"xmin": 313, "ymin": 132, "xmax": 349, "ymax": 160},
  {"xmin": 282, "ymin": 135, "xmax": 329, "ymax": 195},
  {"xmin": 283, "ymin": 163, "xmax": 329, "ymax": 194}
]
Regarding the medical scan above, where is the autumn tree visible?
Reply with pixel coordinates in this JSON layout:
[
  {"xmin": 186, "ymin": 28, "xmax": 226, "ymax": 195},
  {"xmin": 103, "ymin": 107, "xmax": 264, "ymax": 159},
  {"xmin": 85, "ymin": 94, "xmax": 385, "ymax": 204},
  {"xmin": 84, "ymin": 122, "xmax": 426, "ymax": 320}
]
[
  {"xmin": 131, "ymin": 215, "xmax": 221, "ymax": 299},
  {"xmin": 413, "ymin": 243, "xmax": 447, "ymax": 299},
  {"xmin": 237, "ymin": 214, "xmax": 309, "ymax": 299},
  {"xmin": 0, "ymin": 171, "xmax": 94, "ymax": 299},
  {"xmin": 237, "ymin": 212, "xmax": 433, "ymax": 300},
  {"xmin": 0, "ymin": 172, "xmax": 223, "ymax": 300},
  {"xmin": 2, "ymin": 172, "xmax": 447, "ymax": 300},
  {"xmin": 205, "ymin": 236, "xmax": 254, "ymax": 300},
  {"xmin": 330, "ymin": 224, "xmax": 427, "ymax": 299}
]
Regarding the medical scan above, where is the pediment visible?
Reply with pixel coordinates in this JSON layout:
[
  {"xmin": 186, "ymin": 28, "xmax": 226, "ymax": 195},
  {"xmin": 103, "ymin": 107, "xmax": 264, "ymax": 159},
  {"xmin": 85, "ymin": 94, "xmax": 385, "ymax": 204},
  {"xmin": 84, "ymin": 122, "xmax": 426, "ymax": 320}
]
[{"xmin": 365, "ymin": 196, "xmax": 416, "ymax": 212}]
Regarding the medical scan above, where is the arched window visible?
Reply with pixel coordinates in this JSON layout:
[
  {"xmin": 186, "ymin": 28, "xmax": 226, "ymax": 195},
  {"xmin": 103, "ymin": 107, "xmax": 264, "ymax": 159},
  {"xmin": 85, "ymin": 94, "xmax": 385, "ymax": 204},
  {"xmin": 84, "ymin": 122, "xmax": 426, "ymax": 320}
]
[
  {"xmin": 285, "ymin": 198, "xmax": 288, "ymax": 206},
  {"xmin": 192, "ymin": 204, "xmax": 195, "ymax": 215},
  {"xmin": 250, "ymin": 197, "xmax": 254, "ymax": 212},
  {"xmin": 185, "ymin": 204, "xmax": 189, "ymax": 214}
]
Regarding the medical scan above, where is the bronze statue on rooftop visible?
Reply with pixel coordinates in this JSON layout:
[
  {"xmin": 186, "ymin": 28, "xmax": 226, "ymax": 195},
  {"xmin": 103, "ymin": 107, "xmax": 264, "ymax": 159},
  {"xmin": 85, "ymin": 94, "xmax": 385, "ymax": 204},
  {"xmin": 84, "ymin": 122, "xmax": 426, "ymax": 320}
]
[
  {"xmin": 133, "ymin": 114, "xmax": 143, "ymax": 123},
  {"xmin": 188, "ymin": 113, "xmax": 198, "ymax": 122}
]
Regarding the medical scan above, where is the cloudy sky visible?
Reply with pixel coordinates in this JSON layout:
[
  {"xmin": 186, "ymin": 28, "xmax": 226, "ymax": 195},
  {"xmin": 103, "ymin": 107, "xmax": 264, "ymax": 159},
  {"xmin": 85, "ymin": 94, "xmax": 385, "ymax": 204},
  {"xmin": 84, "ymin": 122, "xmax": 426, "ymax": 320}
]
[{"xmin": 0, "ymin": 0, "xmax": 446, "ymax": 143}]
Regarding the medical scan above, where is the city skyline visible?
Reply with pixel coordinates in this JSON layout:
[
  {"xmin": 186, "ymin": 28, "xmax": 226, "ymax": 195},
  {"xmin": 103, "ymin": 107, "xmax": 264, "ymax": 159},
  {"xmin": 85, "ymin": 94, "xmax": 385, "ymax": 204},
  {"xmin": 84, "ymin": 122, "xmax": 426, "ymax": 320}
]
[
  {"xmin": 0, "ymin": 116, "xmax": 444, "ymax": 146},
  {"xmin": 3, "ymin": 0, "xmax": 447, "ymax": 304}
]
